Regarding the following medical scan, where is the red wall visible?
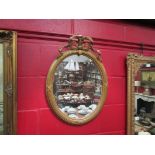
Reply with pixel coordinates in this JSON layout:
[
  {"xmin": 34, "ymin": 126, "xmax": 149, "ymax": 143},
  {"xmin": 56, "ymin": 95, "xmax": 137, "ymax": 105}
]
[{"xmin": 1, "ymin": 19, "xmax": 155, "ymax": 134}]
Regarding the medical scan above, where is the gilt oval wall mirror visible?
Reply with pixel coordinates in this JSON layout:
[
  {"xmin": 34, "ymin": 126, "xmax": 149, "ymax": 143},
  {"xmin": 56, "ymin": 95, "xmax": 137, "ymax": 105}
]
[
  {"xmin": 46, "ymin": 35, "xmax": 108, "ymax": 125},
  {"xmin": 127, "ymin": 53, "xmax": 155, "ymax": 135}
]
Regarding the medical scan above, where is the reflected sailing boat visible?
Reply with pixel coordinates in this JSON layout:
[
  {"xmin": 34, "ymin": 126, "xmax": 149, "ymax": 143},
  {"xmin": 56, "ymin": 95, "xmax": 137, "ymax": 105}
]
[{"xmin": 64, "ymin": 59, "xmax": 80, "ymax": 71}]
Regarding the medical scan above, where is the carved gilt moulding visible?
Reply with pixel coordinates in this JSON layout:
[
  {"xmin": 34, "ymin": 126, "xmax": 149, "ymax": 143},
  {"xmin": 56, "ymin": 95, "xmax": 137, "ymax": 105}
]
[
  {"xmin": 46, "ymin": 35, "xmax": 108, "ymax": 125},
  {"xmin": 127, "ymin": 53, "xmax": 155, "ymax": 134},
  {"xmin": 0, "ymin": 30, "xmax": 17, "ymax": 134}
]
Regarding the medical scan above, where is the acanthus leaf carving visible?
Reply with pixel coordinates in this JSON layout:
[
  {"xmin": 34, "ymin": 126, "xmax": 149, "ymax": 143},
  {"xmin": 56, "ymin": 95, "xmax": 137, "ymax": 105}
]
[
  {"xmin": 5, "ymin": 83, "xmax": 13, "ymax": 97},
  {"xmin": 0, "ymin": 31, "xmax": 13, "ymax": 42}
]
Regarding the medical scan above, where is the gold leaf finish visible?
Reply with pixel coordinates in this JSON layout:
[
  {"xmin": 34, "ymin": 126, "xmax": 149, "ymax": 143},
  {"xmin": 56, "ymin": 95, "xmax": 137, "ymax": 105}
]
[
  {"xmin": 127, "ymin": 53, "xmax": 155, "ymax": 134},
  {"xmin": 0, "ymin": 30, "xmax": 17, "ymax": 134},
  {"xmin": 46, "ymin": 38, "xmax": 108, "ymax": 125}
]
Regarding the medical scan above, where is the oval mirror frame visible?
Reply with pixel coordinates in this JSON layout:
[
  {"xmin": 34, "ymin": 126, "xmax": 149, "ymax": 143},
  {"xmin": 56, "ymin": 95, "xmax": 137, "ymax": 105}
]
[{"xmin": 46, "ymin": 35, "xmax": 108, "ymax": 125}]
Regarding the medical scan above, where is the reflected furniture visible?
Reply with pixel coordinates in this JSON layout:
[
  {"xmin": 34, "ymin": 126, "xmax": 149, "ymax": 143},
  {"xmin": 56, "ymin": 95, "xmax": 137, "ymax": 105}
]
[{"xmin": 127, "ymin": 53, "xmax": 155, "ymax": 135}]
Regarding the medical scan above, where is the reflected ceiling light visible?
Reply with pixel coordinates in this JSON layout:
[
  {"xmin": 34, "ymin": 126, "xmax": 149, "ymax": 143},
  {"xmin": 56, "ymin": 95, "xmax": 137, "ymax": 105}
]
[{"xmin": 146, "ymin": 64, "xmax": 151, "ymax": 67}]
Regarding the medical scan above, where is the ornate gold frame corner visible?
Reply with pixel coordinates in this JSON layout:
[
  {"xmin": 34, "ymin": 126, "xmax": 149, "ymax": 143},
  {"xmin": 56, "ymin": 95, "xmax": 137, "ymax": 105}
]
[
  {"xmin": 127, "ymin": 53, "xmax": 155, "ymax": 134},
  {"xmin": 46, "ymin": 35, "xmax": 108, "ymax": 125}
]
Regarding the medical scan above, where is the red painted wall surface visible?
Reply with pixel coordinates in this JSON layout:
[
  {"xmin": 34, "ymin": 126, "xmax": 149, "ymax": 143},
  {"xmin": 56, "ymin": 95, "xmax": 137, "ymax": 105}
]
[{"xmin": 1, "ymin": 19, "xmax": 155, "ymax": 134}]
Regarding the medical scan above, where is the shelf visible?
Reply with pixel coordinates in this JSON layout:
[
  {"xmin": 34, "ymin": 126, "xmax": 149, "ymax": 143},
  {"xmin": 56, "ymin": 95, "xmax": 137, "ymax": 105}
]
[
  {"xmin": 58, "ymin": 100, "xmax": 92, "ymax": 105},
  {"xmin": 56, "ymin": 83, "xmax": 70, "ymax": 86},
  {"xmin": 57, "ymin": 90, "xmax": 82, "ymax": 93},
  {"xmin": 87, "ymin": 72, "xmax": 100, "ymax": 75},
  {"xmin": 87, "ymin": 77, "xmax": 101, "ymax": 80}
]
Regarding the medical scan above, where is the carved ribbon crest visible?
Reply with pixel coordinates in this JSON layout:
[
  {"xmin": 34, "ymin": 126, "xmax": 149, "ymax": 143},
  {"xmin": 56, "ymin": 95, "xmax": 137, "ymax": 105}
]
[{"xmin": 59, "ymin": 35, "xmax": 102, "ymax": 62}]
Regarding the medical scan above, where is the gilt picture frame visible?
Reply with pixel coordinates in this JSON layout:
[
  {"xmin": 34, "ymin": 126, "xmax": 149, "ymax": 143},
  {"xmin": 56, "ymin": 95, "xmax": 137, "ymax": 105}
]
[
  {"xmin": 0, "ymin": 30, "xmax": 17, "ymax": 134},
  {"xmin": 127, "ymin": 53, "xmax": 155, "ymax": 134}
]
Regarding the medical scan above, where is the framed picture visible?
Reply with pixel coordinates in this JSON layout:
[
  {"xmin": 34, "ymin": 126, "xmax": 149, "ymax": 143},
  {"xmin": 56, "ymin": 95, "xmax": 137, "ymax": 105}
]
[
  {"xmin": 141, "ymin": 70, "xmax": 155, "ymax": 87},
  {"xmin": 141, "ymin": 71, "xmax": 155, "ymax": 81}
]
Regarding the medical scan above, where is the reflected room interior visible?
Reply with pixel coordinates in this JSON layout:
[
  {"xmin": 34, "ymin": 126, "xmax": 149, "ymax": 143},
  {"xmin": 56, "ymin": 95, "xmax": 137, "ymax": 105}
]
[
  {"xmin": 53, "ymin": 55, "xmax": 102, "ymax": 119},
  {"xmin": 134, "ymin": 63, "xmax": 155, "ymax": 135}
]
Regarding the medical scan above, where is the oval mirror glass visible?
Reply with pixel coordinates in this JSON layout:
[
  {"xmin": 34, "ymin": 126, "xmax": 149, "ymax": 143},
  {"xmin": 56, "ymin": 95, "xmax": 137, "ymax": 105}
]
[{"xmin": 54, "ymin": 54, "xmax": 102, "ymax": 119}]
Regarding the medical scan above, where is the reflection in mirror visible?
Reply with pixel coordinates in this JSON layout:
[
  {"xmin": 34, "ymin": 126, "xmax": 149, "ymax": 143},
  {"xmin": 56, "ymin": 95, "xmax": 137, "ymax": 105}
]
[
  {"xmin": 0, "ymin": 44, "xmax": 3, "ymax": 134},
  {"xmin": 134, "ymin": 63, "xmax": 155, "ymax": 135},
  {"xmin": 53, "ymin": 55, "xmax": 102, "ymax": 119}
]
